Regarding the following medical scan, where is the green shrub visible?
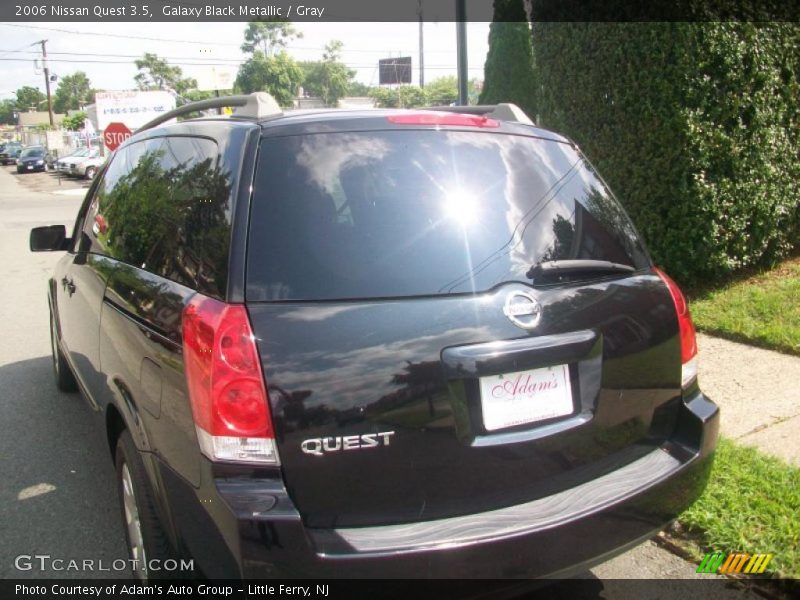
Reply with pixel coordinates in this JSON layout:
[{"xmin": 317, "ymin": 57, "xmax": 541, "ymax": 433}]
[
  {"xmin": 369, "ymin": 85, "xmax": 428, "ymax": 108},
  {"xmin": 530, "ymin": 22, "xmax": 800, "ymax": 284}
]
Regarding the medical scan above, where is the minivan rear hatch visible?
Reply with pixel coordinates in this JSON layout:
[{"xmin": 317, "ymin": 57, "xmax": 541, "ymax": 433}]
[{"xmin": 245, "ymin": 123, "xmax": 683, "ymax": 528}]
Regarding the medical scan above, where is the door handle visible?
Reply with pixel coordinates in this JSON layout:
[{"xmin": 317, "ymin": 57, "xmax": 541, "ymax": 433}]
[{"xmin": 61, "ymin": 277, "xmax": 76, "ymax": 296}]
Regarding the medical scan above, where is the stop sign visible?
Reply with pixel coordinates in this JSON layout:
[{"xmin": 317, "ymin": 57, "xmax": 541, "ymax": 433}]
[{"xmin": 104, "ymin": 122, "xmax": 132, "ymax": 151}]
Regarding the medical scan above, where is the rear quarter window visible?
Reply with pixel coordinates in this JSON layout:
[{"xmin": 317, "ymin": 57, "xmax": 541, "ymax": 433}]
[
  {"xmin": 247, "ymin": 129, "xmax": 649, "ymax": 301},
  {"xmin": 80, "ymin": 136, "xmax": 234, "ymax": 298}
]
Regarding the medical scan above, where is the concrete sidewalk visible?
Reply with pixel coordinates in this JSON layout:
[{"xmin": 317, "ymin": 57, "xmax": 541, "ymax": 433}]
[{"xmin": 697, "ymin": 333, "xmax": 800, "ymax": 466}]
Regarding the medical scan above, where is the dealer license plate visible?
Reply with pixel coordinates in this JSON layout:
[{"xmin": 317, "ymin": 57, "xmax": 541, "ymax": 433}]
[{"xmin": 479, "ymin": 364, "xmax": 573, "ymax": 431}]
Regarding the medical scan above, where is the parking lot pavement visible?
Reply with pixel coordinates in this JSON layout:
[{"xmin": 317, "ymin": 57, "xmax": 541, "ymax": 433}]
[
  {"xmin": 0, "ymin": 165, "xmax": 764, "ymax": 592},
  {"xmin": 0, "ymin": 165, "xmax": 127, "ymax": 579},
  {"xmin": 4, "ymin": 163, "xmax": 92, "ymax": 196}
]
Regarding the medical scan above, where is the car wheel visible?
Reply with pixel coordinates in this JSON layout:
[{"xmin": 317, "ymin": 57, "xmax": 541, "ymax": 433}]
[
  {"xmin": 115, "ymin": 429, "xmax": 179, "ymax": 581},
  {"xmin": 50, "ymin": 307, "xmax": 78, "ymax": 392},
  {"xmin": 85, "ymin": 166, "xmax": 97, "ymax": 180}
]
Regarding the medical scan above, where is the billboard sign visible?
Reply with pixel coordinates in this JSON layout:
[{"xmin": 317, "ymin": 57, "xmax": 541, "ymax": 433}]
[
  {"xmin": 379, "ymin": 57, "xmax": 412, "ymax": 85},
  {"xmin": 95, "ymin": 90, "xmax": 176, "ymax": 131},
  {"xmin": 193, "ymin": 65, "xmax": 238, "ymax": 92}
]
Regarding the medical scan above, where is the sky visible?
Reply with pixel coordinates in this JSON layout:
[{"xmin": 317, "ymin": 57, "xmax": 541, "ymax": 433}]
[{"xmin": 0, "ymin": 21, "xmax": 491, "ymax": 101}]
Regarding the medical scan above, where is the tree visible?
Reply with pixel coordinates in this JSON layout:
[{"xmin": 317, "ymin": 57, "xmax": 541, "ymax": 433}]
[
  {"xmin": 134, "ymin": 53, "xmax": 197, "ymax": 95},
  {"xmin": 0, "ymin": 99, "xmax": 17, "ymax": 125},
  {"xmin": 348, "ymin": 80, "xmax": 372, "ymax": 96},
  {"xmin": 423, "ymin": 76, "xmax": 483, "ymax": 106},
  {"xmin": 235, "ymin": 51, "xmax": 303, "ymax": 107},
  {"xmin": 369, "ymin": 85, "xmax": 428, "ymax": 108},
  {"xmin": 62, "ymin": 112, "xmax": 87, "ymax": 131},
  {"xmin": 479, "ymin": 0, "xmax": 538, "ymax": 118},
  {"xmin": 300, "ymin": 41, "xmax": 355, "ymax": 107},
  {"xmin": 15, "ymin": 86, "xmax": 46, "ymax": 111},
  {"xmin": 53, "ymin": 71, "xmax": 94, "ymax": 113},
  {"xmin": 424, "ymin": 76, "xmax": 459, "ymax": 106},
  {"xmin": 241, "ymin": 19, "xmax": 302, "ymax": 56}
]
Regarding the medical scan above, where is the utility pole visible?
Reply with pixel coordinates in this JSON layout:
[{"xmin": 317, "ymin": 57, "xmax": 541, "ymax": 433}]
[
  {"xmin": 418, "ymin": 0, "xmax": 425, "ymax": 88},
  {"xmin": 39, "ymin": 40, "xmax": 54, "ymax": 126},
  {"xmin": 455, "ymin": 0, "xmax": 468, "ymax": 105}
]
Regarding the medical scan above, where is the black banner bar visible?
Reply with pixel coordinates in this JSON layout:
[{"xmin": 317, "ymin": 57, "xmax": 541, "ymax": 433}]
[
  {"xmin": 2, "ymin": 0, "xmax": 800, "ymax": 22},
  {"xmin": 1, "ymin": 578, "xmax": 783, "ymax": 600}
]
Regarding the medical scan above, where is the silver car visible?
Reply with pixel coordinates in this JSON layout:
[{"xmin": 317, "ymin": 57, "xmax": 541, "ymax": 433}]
[{"xmin": 69, "ymin": 153, "xmax": 105, "ymax": 179}]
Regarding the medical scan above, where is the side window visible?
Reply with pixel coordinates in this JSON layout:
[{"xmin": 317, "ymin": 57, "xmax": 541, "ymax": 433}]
[
  {"xmin": 80, "ymin": 141, "xmax": 151, "ymax": 255},
  {"xmin": 82, "ymin": 136, "xmax": 233, "ymax": 298}
]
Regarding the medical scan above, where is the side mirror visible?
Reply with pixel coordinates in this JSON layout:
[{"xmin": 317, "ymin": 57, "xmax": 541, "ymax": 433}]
[{"xmin": 30, "ymin": 225, "xmax": 70, "ymax": 252}]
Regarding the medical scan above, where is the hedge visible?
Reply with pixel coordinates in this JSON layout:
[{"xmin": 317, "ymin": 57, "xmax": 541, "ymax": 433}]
[{"xmin": 530, "ymin": 22, "xmax": 800, "ymax": 284}]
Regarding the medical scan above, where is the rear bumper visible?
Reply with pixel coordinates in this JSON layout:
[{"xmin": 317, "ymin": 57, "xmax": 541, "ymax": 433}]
[{"xmin": 160, "ymin": 391, "xmax": 718, "ymax": 579}]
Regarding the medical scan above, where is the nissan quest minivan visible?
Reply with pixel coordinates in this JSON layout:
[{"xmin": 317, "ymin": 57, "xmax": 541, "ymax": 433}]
[{"xmin": 30, "ymin": 92, "xmax": 718, "ymax": 580}]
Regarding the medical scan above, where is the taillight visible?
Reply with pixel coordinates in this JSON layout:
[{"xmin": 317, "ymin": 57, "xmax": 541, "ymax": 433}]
[
  {"xmin": 387, "ymin": 112, "xmax": 500, "ymax": 128},
  {"xmin": 654, "ymin": 268, "xmax": 698, "ymax": 389},
  {"xmin": 182, "ymin": 294, "xmax": 278, "ymax": 464}
]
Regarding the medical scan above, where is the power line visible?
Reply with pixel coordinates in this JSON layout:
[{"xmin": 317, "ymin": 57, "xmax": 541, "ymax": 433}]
[
  {"xmin": 0, "ymin": 56, "xmax": 484, "ymax": 71},
  {"xmin": 0, "ymin": 41, "xmax": 40, "ymax": 60},
  {"xmin": 1, "ymin": 23, "xmax": 242, "ymax": 47},
  {"xmin": 0, "ymin": 23, "xmax": 470, "ymax": 55}
]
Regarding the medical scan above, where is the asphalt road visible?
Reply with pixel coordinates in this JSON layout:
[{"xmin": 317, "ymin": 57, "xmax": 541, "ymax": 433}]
[
  {"xmin": 0, "ymin": 166, "xmax": 127, "ymax": 579},
  {"xmin": 0, "ymin": 165, "xmax": 763, "ymax": 597}
]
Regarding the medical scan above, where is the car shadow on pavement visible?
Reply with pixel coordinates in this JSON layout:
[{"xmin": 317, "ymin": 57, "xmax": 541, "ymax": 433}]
[{"xmin": 0, "ymin": 356, "xmax": 128, "ymax": 579}]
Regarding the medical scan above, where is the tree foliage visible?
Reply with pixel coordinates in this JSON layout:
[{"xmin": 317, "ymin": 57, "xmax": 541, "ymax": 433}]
[
  {"xmin": 369, "ymin": 85, "xmax": 428, "ymax": 108},
  {"xmin": 0, "ymin": 99, "xmax": 16, "ymax": 125},
  {"xmin": 134, "ymin": 53, "xmax": 197, "ymax": 95},
  {"xmin": 15, "ymin": 86, "xmax": 46, "ymax": 111},
  {"xmin": 53, "ymin": 71, "xmax": 94, "ymax": 113},
  {"xmin": 300, "ymin": 41, "xmax": 354, "ymax": 107},
  {"xmin": 235, "ymin": 51, "xmax": 303, "ymax": 107},
  {"xmin": 241, "ymin": 19, "xmax": 302, "ymax": 56},
  {"xmin": 532, "ymin": 21, "xmax": 800, "ymax": 283},
  {"xmin": 478, "ymin": 0, "xmax": 537, "ymax": 118},
  {"xmin": 424, "ymin": 76, "xmax": 459, "ymax": 106},
  {"xmin": 62, "ymin": 111, "xmax": 87, "ymax": 131},
  {"xmin": 348, "ymin": 80, "xmax": 372, "ymax": 96},
  {"xmin": 366, "ymin": 77, "xmax": 481, "ymax": 109},
  {"xmin": 423, "ymin": 76, "xmax": 482, "ymax": 106}
]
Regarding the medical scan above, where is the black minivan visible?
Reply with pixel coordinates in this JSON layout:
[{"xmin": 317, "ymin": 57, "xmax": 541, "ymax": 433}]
[{"xmin": 31, "ymin": 92, "xmax": 718, "ymax": 580}]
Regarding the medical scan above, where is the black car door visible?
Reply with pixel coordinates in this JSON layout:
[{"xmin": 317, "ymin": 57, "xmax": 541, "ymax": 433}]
[{"xmin": 55, "ymin": 175, "xmax": 117, "ymax": 406}]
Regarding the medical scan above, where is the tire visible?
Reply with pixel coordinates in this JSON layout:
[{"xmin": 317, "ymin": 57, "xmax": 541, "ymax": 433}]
[
  {"xmin": 49, "ymin": 307, "xmax": 78, "ymax": 392},
  {"xmin": 115, "ymin": 429, "xmax": 179, "ymax": 581},
  {"xmin": 85, "ymin": 166, "xmax": 97, "ymax": 180}
]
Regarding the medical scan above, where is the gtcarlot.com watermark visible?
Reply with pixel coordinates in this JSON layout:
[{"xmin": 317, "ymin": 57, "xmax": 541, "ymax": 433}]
[{"xmin": 14, "ymin": 554, "xmax": 194, "ymax": 574}]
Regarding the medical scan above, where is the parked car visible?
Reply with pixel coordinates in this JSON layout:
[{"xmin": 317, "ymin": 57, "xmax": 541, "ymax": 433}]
[
  {"xmin": 64, "ymin": 147, "xmax": 101, "ymax": 178},
  {"xmin": 30, "ymin": 92, "xmax": 718, "ymax": 581},
  {"xmin": 16, "ymin": 146, "xmax": 47, "ymax": 173},
  {"xmin": 54, "ymin": 148, "xmax": 89, "ymax": 174},
  {"xmin": 0, "ymin": 141, "xmax": 22, "ymax": 165},
  {"xmin": 69, "ymin": 153, "xmax": 105, "ymax": 179}
]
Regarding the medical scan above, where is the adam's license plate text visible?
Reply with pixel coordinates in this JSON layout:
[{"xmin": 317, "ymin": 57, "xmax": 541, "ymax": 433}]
[{"xmin": 480, "ymin": 364, "xmax": 573, "ymax": 431}]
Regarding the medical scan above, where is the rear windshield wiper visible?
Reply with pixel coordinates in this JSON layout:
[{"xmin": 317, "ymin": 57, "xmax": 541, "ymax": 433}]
[{"xmin": 526, "ymin": 259, "xmax": 636, "ymax": 282}]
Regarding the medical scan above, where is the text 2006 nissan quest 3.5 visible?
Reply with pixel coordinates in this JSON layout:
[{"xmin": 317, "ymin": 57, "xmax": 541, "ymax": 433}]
[{"xmin": 30, "ymin": 93, "xmax": 718, "ymax": 580}]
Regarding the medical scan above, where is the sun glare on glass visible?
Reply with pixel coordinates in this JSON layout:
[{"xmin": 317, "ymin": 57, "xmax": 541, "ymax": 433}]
[{"xmin": 443, "ymin": 189, "xmax": 479, "ymax": 226}]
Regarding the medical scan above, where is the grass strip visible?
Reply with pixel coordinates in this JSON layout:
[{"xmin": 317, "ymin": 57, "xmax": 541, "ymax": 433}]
[
  {"xmin": 689, "ymin": 258, "xmax": 800, "ymax": 356},
  {"xmin": 678, "ymin": 438, "xmax": 800, "ymax": 579}
]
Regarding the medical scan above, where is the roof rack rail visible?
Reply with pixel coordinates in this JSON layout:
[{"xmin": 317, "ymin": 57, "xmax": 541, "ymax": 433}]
[
  {"xmin": 422, "ymin": 103, "xmax": 534, "ymax": 125},
  {"xmin": 138, "ymin": 92, "xmax": 282, "ymax": 132}
]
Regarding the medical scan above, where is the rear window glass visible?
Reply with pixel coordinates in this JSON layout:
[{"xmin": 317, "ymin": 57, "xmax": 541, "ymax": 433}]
[{"xmin": 247, "ymin": 130, "xmax": 648, "ymax": 301}]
